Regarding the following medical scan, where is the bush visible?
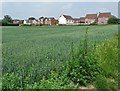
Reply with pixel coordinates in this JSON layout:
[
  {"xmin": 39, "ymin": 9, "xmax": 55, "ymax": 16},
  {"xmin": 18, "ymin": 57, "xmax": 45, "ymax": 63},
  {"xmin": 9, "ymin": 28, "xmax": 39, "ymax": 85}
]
[
  {"xmin": 2, "ymin": 23, "xmax": 19, "ymax": 26},
  {"xmin": 108, "ymin": 16, "xmax": 119, "ymax": 24},
  {"xmin": 58, "ymin": 24, "xmax": 66, "ymax": 26}
]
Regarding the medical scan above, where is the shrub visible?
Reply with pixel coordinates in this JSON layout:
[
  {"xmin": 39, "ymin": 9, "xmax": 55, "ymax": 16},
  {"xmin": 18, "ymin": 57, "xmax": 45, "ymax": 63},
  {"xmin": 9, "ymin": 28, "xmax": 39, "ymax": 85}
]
[{"xmin": 108, "ymin": 16, "xmax": 119, "ymax": 24}]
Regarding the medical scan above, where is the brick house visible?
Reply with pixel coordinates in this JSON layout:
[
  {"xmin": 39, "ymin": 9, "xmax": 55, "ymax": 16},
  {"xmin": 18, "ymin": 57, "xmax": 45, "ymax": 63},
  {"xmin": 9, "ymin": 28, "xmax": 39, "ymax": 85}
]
[
  {"xmin": 44, "ymin": 17, "xmax": 58, "ymax": 25},
  {"xmin": 79, "ymin": 17, "xmax": 86, "ymax": 23},
  {"xmin": 13, "ymin": 19, "xmax": 24, "ymax": 24},
  {"xmin": 38, "ymin": 17, "xmax": 45, "ymax": 24},
  {"xmin": 97, "ymin": 12, "xmax": 111, "ymax": 24},
  {"xmin": 38, "ymin": 17, "xmax": 58, "ymax": 25},
  {"xmin": 85, "ymin": 14, "xmax": 97, "ymax": 24},
  {"xmin": 31, "ymin": 19, "xmax": 38, "ymax": 24}
]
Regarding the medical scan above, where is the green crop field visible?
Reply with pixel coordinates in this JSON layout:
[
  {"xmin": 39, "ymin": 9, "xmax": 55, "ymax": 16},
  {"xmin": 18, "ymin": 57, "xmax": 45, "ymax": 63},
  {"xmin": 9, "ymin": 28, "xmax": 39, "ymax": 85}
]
[{"xmin": 2, "ymin": 25, "xmax": 118, "ymax": 89}]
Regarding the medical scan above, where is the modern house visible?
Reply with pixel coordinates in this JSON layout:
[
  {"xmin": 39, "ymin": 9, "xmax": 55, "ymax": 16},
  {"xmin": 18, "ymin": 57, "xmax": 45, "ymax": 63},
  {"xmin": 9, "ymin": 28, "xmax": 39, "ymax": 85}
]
[
  {"xmin": 58, "ymin": 15, "xmax": 74, "ymax": 24},
  {"xmin": 97, "ymin": 12, "xmax": 111, "ymax": 24},
  {"xmin": 85, "ymin": 14, "xmax": 97, "ymax": 24}
]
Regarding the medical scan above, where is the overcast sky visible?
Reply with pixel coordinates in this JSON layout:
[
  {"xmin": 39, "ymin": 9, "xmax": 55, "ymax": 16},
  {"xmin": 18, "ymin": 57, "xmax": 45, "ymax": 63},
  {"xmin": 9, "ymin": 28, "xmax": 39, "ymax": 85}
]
[{"xmin": 1, "ymin": 2, "xmax": 118, "ymax": 20}]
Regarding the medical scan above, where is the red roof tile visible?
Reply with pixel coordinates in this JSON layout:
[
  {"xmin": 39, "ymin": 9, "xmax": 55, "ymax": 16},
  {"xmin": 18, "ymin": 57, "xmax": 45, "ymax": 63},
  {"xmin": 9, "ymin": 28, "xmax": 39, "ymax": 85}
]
[
  {"xmin": 98, "ymin": 12, "xmax": 111, "ymax": 18},
  {"xmin": 86, "ymin": 14, "xmax": 97, "ymax": 19}
]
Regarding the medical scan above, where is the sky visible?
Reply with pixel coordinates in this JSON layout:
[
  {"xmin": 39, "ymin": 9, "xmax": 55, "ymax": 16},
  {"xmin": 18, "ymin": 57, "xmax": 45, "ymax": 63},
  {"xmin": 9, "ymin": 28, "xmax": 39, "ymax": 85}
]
[{"xmin": 1, "ymin": 2, "xmax": 119, "ymax": 20}]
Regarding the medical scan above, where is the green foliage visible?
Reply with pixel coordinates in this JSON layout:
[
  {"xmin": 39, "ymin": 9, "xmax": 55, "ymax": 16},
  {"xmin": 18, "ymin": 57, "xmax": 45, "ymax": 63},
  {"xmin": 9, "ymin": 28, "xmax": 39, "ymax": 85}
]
[
  {"xmin": 2, "ymin": 25, "xmax": 118, "ymax": 89},
  {"xmin": 108, "ymin": 16, "xmax": 119, "ymax": 24},
  {"xmin": 2, "ymin": 15, "xmax": 13, "ymax": 25},
  {"xmin": 94, "ymin": 36, "xmax": 118, "ymax": 79},
  {"xmin": 28, "ymin": 17, "xmax": 36, "ymax": 20},
  {"xmin": 65, "ymin": 28, "xmax": 101, "ymax": 86},
  {"xmin": 94, "ymin": 75, "xmax": 109, "ymax": 89},
  {"xmin": 2, "ymin": 73, "xmax": 20, "ymax": 89},
  {"xmin": 26, "ymin": 71, "xmax": 77, "ymax": 89}
]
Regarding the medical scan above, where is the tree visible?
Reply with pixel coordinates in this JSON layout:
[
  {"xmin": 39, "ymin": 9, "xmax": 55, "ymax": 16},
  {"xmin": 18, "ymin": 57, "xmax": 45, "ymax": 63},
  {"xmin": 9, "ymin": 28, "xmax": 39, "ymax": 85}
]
[
  {"xmin": 108, "ymin": 16, "xmax": 119, "ymax": 24},
  {"xmin": 39, "ymin": 17, "xmax": 44, "ymax": 19},
  {"xmin": 2, "ymin": 15, "xmax": 12, "ymax": 24},
  {"xmin": 28, "ymin": 17, "xmax": 35, "ymax": 20}
]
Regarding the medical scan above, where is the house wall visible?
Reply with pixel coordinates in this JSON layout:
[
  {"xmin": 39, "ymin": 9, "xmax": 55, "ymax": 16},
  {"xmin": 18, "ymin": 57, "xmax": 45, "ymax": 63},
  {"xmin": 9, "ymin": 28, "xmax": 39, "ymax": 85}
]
[
  {"xmin": 98, "ymin": 17, "xmax": 109, "ymax": 24},
  {"xmin": 45, "ymin": 19, "xmax": 58, "ymax": 25},
  {"xmin": 85, "ymin": 18, "xmax": 96, "ymax": 24},
  {"xmin": 32, "ymin": 20, "xmax": 38, "ymax": 24},
  {"xmin": 58, "ymin": 16, "xmax": 67, "ymax": 24},
  {"xmin": 66, "ymin": 19, "xmax": 74, "ymax": 24}
]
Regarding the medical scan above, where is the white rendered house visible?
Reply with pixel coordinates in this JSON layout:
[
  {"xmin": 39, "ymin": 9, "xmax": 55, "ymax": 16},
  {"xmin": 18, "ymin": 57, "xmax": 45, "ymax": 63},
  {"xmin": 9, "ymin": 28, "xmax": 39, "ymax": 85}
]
[{"xmin": 58, "ymin": 15, "xmax": 74, "ymax": 24}]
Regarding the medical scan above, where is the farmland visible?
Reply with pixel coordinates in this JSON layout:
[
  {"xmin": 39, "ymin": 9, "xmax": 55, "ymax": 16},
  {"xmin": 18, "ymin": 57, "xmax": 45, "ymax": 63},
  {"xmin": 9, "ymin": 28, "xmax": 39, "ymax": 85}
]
[{"xmin": 2, "ymin": 25, "xmax": 118, "ymax": 89}]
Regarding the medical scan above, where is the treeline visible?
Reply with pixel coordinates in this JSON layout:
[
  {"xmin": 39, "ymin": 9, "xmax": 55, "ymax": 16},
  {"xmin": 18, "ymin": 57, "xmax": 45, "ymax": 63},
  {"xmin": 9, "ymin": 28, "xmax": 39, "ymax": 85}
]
[{"xmin": 0, "ymin": 15, "xmax": 19, "ymax": 26}]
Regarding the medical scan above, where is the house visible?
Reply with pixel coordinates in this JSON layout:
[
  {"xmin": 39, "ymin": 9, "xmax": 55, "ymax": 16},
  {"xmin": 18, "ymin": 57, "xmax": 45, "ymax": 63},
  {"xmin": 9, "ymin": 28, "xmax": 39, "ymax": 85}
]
[
  {"xmin": 58, "ymin": 15, "xmax": 74, "ymax": 24},
  {"xmin": 38, "ymin": 17, "xmax": 45, "ymax": 24},
  {"xmin": 31, "ymin": 19, "xmax": 38, "ymax": 24},
  {"xmin": 13, "ymin": 19, "xmax": 24, "ymax": 24},
  {"xmin": 73, "ymin": 18, "xmax": 80, "ymax": 23},
  {"xmin": 44, "ymin": 17, "xmax": 58, "ymax": 25},
  {"xmin": 38, "ymin": 17, "xmax": 58, "ymax": 25},
  {"xmin": 85, "ymin": 14, "xmax": 97, "ymax": 24},
  {"xmin": 23, "ymin": 20, "xmax": 32, "ymax": 25},
  {"xmin": 23, "ymin": 19, "xmax": 39, "ymax": 25},
  {"xmin": 98, "ymin": 12, "xmax": 111, "ymax": 24},
  {"xmin": 79, "ymin": 17, "xmax": 86, "ymax": 23}
]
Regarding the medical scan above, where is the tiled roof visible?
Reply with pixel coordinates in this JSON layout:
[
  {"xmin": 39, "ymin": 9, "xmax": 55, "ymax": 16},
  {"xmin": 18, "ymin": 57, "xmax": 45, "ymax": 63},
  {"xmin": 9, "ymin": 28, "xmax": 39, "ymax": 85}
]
[
  {"xmin": 98, "ymin": 12, "xmax": 111, "ymax": 18},
  {"xmin": 86, "ymin": 14, "xmax": 97, "ymax": 19},
  {"xmin": 79, "ymin": 17, "xmax": 86, "ymax": 21}
]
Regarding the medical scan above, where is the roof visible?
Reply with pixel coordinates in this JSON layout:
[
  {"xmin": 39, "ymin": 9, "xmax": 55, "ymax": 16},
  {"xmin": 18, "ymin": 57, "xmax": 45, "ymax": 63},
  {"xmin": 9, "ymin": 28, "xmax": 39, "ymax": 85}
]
[
  {"xmin": 86, "ymin": 14, "xmax": 97, "ymax": 19},
  {"xmin": 73, "ymin": 18, "xmax": 80, "ymax": 21},
  {"xmin": 98, "ymin": 12, "xmax": 111, "ymax": 18},
  {"xmin": 63, "ymin": 15, "xmax": 73, "ymax": 19},
  {"xmin": 80, "ymin": 17, "xmax": 86, "ymax": 21}
]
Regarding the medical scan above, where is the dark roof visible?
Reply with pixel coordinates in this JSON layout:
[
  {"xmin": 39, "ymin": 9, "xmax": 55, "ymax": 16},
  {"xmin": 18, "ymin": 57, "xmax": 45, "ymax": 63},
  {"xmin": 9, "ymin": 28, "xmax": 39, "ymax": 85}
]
[
  {"xmin": 63, "ymin": 15, "xmax": 73, "ymax": 19},
  {"xmin": 98, "ymin": 12, "xmax": 111, "ymax": 18},
  {"xmin": 86, "ymin": 14, "xmax": 97, "ymax": 19}
]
